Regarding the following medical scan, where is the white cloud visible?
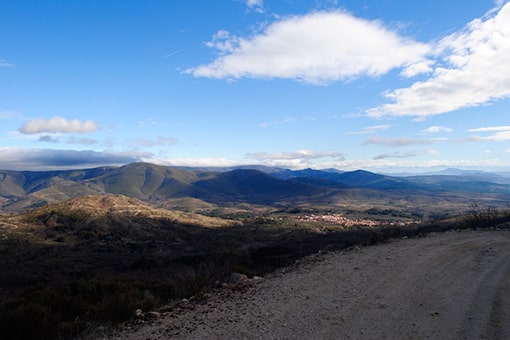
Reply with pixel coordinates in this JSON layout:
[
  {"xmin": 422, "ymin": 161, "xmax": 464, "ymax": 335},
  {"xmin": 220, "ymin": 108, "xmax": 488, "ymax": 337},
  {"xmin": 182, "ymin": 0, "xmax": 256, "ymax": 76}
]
[
  {"xmin": 467, "ymin": 125, "xmax": 510, "ymax": 132},
  {"xmin": 400, "ymin": 59, "xmax": 433, "ymax": 77},
  {"xmin": 246, "ymin": 0, "xmax": 263, "ymax": 7},
  {"xmin": 363, "ymin": 136, "xmax": 435, "ymax": 147},
  {"xmin": 245, "ymin": 0, "xmax": 263, "ymax": 12},
  {"xmin": 135, "ymin": 136, "xmax": 177, "ymax": 147},
  {"xmin": 467, "ymin": 125, "xmax": 510, "ymax": 141},
  {"xmin": 186, "ymin": 11, "xmax": 429, "ymax": 84},
  {"xmin": 485, "ymin": 131, "xmax": 510, "ymax": 141},
  {"xmin": 347, "ymin": 124, "xmax": 392, "ymax": 135},
  {"xmin": 0, "ymin": 147, "xmax": 143, "ymax": 171},
  {"xmin": 258, "ymin": 116, "xmax": 317, "ymax": 128},
  {"xmin": 297, "ymin": 157, "xmax": 508, "ymax": 172},
  {"xmin": 138, "ymin": 118, "xmax": 158, "ymax": 128},
  {"xmin": 245, "ymin": 149, "xmax": 344, "ymax": 168},
  {"xmin": 19, "ymin": 116, "xmax": 99, "ymax": 134},
  {"xmin": 0, "ymin": 111, "xmax": 18, "ymax": 119},
  {"xmin": 369, "ymin": 2, "xmax": 510, "ymax": 118},
  {"xmin": 153, "ymin": 157, "xmax": 244, "ymax": 168},
  {"xmin": 422, "ymin": 126, "xmax": 453, "ymax": 133}
]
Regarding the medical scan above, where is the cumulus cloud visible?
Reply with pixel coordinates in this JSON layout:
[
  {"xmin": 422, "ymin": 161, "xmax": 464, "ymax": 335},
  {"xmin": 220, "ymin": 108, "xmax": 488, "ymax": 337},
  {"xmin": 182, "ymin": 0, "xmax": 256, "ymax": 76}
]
[
  {"xmin": 19, "ymin": 116, "xmax": 99, "ymax": 134},
  {"xmin": 0, "ymin": 148, "xmax": 144, "ymax": 171},
  {"xmin": 369, "ymin": 2, "xmax": 510, "ymax": 118},
  {"xmin": 186, "ymin": 11, "xmax": 429, "ymax": 84},
  {"xmin": 363, "ymin": 136, "xmax": 435, "ymax": 147},
  {"xmin": 245, "ymin": 149, "xmax": 344, "ymax": 168}
]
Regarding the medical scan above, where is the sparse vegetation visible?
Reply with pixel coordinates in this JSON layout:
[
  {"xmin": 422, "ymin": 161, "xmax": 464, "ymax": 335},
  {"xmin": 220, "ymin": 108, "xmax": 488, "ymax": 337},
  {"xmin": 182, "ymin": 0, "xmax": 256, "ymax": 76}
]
[{"xmin": 1, "ymin": 195, "xmax": 510, "ymax": 339}]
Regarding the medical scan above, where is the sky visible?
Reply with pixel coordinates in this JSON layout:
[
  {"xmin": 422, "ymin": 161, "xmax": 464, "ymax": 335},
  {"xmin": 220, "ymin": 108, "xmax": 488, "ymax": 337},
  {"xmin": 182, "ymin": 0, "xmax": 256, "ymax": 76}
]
[{"xmin": 1, "ymin": 0, "xmax": 509, "ymax": 173}]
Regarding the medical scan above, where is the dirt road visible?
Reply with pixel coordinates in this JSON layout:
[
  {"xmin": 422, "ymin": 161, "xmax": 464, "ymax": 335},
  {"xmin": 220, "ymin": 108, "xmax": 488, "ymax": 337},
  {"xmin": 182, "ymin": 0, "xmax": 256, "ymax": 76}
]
[{"xmin": 113, "ymin": 230, "xmax": 510, "ymax": 339}]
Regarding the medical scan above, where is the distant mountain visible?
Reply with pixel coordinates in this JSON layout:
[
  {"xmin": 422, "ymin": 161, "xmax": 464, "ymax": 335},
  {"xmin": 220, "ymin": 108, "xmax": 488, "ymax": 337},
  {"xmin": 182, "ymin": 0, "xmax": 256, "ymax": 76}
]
[{"xmin": 1, "ymin": 162, "xmax": 510, "ymax": 213}]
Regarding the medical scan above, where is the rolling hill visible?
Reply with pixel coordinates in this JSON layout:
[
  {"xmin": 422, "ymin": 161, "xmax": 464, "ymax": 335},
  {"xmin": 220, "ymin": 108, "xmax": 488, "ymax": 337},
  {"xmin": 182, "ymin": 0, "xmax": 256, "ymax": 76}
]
[{"xmin": 1, "ymin": 162, "xmax": 509, "ymax": 215}]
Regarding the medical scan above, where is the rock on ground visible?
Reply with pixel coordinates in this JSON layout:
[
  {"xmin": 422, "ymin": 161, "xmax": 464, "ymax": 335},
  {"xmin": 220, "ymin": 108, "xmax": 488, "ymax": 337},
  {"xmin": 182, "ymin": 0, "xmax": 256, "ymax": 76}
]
[{"xmin": 111, "ymin": 230, "xmax": 510, "ymax": 339}]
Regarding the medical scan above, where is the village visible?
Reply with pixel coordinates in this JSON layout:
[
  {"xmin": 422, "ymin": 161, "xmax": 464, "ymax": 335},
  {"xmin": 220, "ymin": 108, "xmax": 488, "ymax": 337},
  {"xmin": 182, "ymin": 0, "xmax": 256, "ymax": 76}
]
[{"xmin": 290, "ymin": 213, "xmax": 420, "ymax": 228}]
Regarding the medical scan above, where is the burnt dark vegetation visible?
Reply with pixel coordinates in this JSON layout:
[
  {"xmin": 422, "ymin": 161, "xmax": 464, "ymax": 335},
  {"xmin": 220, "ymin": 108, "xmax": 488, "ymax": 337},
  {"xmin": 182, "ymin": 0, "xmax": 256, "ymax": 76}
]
[{"xmin": 0, "ymin": 195, "xmax": 509, "ymax": 340}]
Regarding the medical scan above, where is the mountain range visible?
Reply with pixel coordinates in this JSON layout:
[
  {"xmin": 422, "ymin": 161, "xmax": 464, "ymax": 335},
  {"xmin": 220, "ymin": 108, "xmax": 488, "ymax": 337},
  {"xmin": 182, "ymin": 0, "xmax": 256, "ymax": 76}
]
[{"xmin": 1, "ymin": 162, "xmax": 509, "ymax": 214}]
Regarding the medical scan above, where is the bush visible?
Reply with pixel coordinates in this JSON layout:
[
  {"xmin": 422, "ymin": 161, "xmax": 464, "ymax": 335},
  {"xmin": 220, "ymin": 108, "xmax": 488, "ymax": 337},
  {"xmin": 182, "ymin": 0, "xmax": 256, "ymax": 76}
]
[
  {"xmin": 0, "ymin": 299, "xmax": 53, "ymax": 340},
  {"xmin": 0, "ymin": 280, "xmax": 163, "ymax": 339}
]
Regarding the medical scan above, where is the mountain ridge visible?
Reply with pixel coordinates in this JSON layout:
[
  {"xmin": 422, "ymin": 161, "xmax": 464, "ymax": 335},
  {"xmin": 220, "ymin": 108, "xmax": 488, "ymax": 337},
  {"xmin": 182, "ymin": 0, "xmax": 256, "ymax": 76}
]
[{"xmin": 1, "ymin": 162, "xmax": 509, "ymax": 213}]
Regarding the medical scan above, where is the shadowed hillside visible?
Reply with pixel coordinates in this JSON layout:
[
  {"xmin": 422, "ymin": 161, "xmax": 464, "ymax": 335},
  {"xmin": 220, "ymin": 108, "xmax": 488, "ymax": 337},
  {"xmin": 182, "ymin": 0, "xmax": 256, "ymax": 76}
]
[
  {"xmin": 1, "ymin": 193, "xmax": 510, "ymax": 339},
  {"xmin": 1, "ymin": 162, "xmax": 510, "ymax": 218}
]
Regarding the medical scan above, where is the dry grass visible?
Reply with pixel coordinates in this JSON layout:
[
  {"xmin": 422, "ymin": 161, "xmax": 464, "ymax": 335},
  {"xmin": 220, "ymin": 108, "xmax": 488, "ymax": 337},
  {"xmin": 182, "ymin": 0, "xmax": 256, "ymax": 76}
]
[{"xmin": 1, "ymin": 194, "xmax": 509, "ymax": 339}]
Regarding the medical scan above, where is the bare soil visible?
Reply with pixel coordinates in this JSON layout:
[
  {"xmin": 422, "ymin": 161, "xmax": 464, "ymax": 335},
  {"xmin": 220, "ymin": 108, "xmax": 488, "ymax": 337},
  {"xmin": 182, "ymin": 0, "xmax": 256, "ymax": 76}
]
[{"xmin": 112, "ymin": 229, "xmax": 510, "ymax": 340}]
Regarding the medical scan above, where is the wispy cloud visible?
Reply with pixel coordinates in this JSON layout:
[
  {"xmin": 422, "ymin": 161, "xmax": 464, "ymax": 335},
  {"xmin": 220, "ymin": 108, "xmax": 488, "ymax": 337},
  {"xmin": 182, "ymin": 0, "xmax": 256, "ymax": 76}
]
[
  {"xmin": 135, "ymin": 136, "xmax": 177, "ymax": 147},
  {"xmin": 186, "ymin": 11, "xmax": 429, "ymax": 84},
  {"xmin": 245, "ymin": 0, "xmax": 264, "ymax": 13},
  {"xmin": 421, "ymin": 126, "xmax": 453, "ymax": 133},
  {"xmin": 153, "ymin": 157, "xmax": 243, "ymax": 168},
  {"xmin": 368, "ymin": 2, "xmax": 510, "ymax": 118},
  {"xmin": 363, "ymin": 136, "xmax": 435, "ymax": 147},
  {"xmin": 258, "ymin": 116, "xmax": 316, "ymax": 128},
  {"xmin": 19, "ymin": 116, "xmax": 99, "ymax": 134},
  {"xmin": 0, "ymin": 59, "xmax": 13, "ymax": 67},
  {"xmin": 373, "ymin": 151, "xmax": 418, "ymax": 160},
  {"xmin": 347, "ymin": 124, "xmax": 392, "ymax": 135},
  {"xmin": 245, "ymin": 149, "xmax": 344, "ymax": 168},
  {"xmin": 467, "ymin": 125, "xmax": 510, "ymax": 132},
  {"xmin": 66, "ymin": 137, "xmax": 99, "ymax": 146},
  {"xmin": 164, "ymin": 49, "xmax": 185, "ymax": 58},
  {"xmin": 0, "ymin": 111, "xmax": 18, "ymax": 119},
  {"xmin": 39, "ymin": 135, "xmax": 59, "ymax": 143},
  {"xmin": 138, "ymin": 118, "xmax": 158, "ymax": 128},
  {"xmin": 466, "ymin": 125, "xmax": 510, "ymax": 141}
]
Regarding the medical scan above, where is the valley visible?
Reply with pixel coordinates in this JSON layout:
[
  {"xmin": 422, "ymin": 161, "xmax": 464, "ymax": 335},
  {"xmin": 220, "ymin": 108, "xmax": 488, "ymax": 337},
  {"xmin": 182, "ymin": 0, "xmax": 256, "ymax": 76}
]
[{"xmin": 0, "ymin": 162, "xmax": 509, "ymax": 339}]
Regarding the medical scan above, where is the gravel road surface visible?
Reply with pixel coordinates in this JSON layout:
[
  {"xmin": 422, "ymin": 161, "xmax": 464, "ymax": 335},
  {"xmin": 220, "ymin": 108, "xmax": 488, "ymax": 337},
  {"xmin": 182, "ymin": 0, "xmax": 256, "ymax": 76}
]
[{"xmin": 112, "ymin": 229, "xmax": 510, "ymax": 339}]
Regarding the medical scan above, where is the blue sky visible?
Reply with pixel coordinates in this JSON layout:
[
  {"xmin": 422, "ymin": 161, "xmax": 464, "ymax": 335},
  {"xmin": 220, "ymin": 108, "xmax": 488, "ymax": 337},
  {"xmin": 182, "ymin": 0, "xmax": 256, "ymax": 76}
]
[{"xmin": 1, "ymin": 0, "xmax": 509, "ymax": 172}]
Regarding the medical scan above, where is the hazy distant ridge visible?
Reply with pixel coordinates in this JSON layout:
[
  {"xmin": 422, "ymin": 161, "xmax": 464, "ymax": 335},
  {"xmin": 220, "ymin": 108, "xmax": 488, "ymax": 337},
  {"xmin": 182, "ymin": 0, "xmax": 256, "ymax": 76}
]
[{"xmin": 1, "ymin": 162, "xmax": 509, "ymax": 212}]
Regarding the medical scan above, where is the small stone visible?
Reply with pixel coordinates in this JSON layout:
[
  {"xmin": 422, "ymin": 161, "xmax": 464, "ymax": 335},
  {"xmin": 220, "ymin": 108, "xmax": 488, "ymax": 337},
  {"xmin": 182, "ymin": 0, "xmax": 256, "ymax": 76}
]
[
  {"xmin": 178, "ymin": 298, "xmax": 191, "ymax": 308},
  {"xmin": 135, "ymin": 309, "xmax": 143, "ymax": 318},
  {"xmin": 146, "ymin": 311, "xmax": 161, "ymax": 319},
  {"xmin": 228, "ymin": 272, "xmax": 249, "ymax": 285}
]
